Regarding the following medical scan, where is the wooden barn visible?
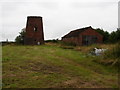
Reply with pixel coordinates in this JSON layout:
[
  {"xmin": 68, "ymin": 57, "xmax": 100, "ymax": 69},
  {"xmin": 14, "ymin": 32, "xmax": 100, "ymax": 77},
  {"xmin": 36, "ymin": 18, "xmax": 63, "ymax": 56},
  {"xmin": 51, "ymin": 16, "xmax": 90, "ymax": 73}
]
[
  {"xmin": 62, "ymin": 26, "xmax": 103, "ymax": 46},
  {"xmin": 24, "ymin": 16, "xmax": 44, "ymax": 45}
]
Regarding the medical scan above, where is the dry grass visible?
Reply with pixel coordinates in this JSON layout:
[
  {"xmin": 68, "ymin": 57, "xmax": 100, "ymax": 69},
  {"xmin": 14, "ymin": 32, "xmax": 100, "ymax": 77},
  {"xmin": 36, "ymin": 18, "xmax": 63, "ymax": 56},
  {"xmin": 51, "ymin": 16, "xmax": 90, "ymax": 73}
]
[
  {"xmin": 2, "ymin": 44, "xmax": 118, "ymax": 88},
  {"xmin": 74, "ymin": 44, "xmax": 115, "ymax": 53}
]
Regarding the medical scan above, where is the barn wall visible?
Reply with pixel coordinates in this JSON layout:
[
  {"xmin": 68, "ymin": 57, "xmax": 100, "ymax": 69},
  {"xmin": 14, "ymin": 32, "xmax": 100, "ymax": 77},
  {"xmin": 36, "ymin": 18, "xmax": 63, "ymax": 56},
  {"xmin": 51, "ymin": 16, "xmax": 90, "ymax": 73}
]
[
  {"xmin": 62, "ymin": 28, "xmax": 103, "ymax": 46},
  {"xmin": 80, "ymin": 28, "xmax": 103, "ymax": 44},
  {"xmin": 24, "ymin": 16, "xmax": 44, "ymax": 45},
  {"xmin": 77, "ymin": 36, "xmax": 82, "ymax": 45},
  {"xmin": 62, "ymin": 36, "xmax": 83, "ymax": 46},
  {"xmin": 62, "ymin": 37, "xmax": 78, "ymax": 45}
]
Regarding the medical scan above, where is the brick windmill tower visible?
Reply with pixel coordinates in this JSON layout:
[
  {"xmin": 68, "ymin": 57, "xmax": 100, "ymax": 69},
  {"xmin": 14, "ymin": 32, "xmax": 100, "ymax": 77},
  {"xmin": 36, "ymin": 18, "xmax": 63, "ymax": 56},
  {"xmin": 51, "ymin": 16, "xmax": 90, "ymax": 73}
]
[{"xmin": 24, "ymin": 16, "xmax": 44, "ymax": 45}]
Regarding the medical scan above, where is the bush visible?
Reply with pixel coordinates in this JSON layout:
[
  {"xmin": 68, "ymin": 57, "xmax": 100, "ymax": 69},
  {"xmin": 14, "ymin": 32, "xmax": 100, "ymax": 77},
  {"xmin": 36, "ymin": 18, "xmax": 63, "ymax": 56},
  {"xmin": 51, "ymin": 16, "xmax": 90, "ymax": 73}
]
[
  {"xmin": 15, "ymin": 28, "xmax": 25, "ymax": 45},
  {"xmin": 61, "ymin": 41, "xmax": 76, "ymax": 46},
  {"xmin": 103, "ymin": 43, "xmax": 120, "ymax": 66},
  {"xmin": 104, "ymin": 43, "xmax": 120, "ymax": 59},
  {"xmin": 45, "ymin": 39, "xmax": 60, "ymax": 43},
  {"xmin": 59, "ymin": 41, "xmax": 76, "ymax": 49}
]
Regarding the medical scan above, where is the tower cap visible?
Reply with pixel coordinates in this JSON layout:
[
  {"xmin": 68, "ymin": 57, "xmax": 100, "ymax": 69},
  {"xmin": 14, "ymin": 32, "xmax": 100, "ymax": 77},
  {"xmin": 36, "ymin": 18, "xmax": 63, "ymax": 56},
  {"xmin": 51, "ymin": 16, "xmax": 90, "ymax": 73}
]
[{"xmin": 27, "ymin": 16, "xmax": 42, "ymax": 18}]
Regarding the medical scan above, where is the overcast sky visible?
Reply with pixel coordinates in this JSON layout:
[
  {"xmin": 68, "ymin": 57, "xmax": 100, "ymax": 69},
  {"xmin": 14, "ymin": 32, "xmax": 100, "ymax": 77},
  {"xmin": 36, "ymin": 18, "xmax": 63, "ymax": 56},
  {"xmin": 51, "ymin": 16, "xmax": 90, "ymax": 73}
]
[{"xmin": 0, "ymin": 0, "xmax": 119, "ymax": 41}]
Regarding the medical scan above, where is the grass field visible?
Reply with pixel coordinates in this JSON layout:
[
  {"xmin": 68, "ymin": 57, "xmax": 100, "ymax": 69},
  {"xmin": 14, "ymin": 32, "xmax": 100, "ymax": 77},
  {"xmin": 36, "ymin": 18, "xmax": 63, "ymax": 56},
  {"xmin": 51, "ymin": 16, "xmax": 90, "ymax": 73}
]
[{"xmin": 2, "ymin": 43, "xmax": 118, "ymax": 88}]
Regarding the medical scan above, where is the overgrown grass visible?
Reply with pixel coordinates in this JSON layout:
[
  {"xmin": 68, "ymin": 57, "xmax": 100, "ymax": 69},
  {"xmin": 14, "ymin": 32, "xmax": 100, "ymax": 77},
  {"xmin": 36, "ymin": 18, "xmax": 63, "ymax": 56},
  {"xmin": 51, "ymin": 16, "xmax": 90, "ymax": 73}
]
[
  {"xmin": 2, "ymin": 44, "xmax": 118, "ymax": 88},
  {"xmin": 100, "ymin": 43, "xmax": 120, "ymax": 66},
  {"xmin": 104, "ymin": 43, "xmax": 120, "ymax": 59}
]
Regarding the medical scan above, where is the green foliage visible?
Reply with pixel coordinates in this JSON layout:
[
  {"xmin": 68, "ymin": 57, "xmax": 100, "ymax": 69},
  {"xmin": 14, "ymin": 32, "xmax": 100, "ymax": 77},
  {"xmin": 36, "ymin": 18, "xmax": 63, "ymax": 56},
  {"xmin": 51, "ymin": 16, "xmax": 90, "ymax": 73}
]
[
  {"xmin": 104, "ymin": 43, "xmax": 120, "ymax": 59},
  {"xmin": 95, "ymin": 28, "xmax": 120, "ymax": 44},
  {"xmin": 45, "ymin": 39, "xmax": 59, "ymax": 43},
  {"xmin": 61, "ymin": 41, "xmax": 76, "ymax": 46},
  {"xmin": 95, "ymin": 28, "xmax": 110, "ymax": 43},
  {"xmin": 109, "ymin": 28, "xmax": 120, "ymax": 43},
  {"xmin": 15, "ymin": 28, "xmax": 25, "ymax": 44},
  {"xmin": 101, "ymin": 43, "xmax": 120, "ymax": 66}
]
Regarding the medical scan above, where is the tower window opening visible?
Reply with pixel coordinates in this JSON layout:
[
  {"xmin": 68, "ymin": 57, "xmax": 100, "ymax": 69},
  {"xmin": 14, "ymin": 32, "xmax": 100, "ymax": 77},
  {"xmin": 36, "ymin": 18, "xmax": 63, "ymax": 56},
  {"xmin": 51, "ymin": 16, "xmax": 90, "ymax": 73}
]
[{"xmin": 33, "ymin": 27, "xmax": 37, "ymax": 32}]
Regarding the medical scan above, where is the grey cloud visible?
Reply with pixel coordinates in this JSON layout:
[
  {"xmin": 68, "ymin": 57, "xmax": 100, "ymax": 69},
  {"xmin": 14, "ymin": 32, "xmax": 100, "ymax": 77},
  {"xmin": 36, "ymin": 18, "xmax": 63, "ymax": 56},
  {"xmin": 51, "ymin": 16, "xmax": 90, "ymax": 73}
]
[
  {"xmin": 1, "ymin": 2, "xmax": 29, "ymax": 17},
  {"xmin": 36, "ymin": 2, "xmax": 59, "ymax": 9},
  {"xmin": 70, "ymin": 2, "xmax": 117, "ymax": 9},
  {"xmin": 0, "ymin": 0, "xmax": 118, "ymax": 41}
]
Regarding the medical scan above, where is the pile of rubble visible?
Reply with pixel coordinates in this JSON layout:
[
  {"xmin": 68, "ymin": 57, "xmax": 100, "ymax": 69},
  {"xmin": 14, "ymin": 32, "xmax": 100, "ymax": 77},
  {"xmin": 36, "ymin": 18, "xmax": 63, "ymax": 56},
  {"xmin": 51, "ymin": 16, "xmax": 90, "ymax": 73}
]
[{"xmin": 90, "ymin": 48, "xmax": 108, "ymax": 56}]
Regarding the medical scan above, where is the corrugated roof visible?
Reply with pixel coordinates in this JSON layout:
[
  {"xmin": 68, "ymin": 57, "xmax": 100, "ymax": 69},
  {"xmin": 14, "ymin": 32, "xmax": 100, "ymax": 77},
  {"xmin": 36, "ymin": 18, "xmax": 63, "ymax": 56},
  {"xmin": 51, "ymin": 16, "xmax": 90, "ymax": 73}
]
[{"xmin": 62, "ymin": 26, "xmax": 92, "ymax": 38}]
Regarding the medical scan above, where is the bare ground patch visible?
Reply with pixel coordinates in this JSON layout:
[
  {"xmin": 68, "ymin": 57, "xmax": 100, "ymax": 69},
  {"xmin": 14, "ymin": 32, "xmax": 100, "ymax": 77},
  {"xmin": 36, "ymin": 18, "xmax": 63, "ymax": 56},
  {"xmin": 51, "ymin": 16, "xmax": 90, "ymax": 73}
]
[
  {"xmin": 19, "ymin": 60, "xmax": 63, "ymax": 74},
  {"xmin": 53, "ymin": 77, "xmax": 108, "ymax": 88}
]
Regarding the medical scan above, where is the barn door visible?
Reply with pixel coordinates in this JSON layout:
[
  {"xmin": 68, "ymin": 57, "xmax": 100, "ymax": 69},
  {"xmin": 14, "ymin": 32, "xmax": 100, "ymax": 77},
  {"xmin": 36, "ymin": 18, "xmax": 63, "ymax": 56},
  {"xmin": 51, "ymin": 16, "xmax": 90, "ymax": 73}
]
[{"xmin": 82, "ymin": 35, "xmax": 97, "ymax": 45}]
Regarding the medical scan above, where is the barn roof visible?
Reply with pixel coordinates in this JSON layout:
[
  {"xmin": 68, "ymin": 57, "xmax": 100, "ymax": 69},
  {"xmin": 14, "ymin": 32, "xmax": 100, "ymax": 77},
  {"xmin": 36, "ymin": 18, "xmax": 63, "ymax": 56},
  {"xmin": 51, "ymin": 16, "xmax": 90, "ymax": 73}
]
[{"xmin": 62, "ymin": 26, "xmax": 93, "ymax": 38}]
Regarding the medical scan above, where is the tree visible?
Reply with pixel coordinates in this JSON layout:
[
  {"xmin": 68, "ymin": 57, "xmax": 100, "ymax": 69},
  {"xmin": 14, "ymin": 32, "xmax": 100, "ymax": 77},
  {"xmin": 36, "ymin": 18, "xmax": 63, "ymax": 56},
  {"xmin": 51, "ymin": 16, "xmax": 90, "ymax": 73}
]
[
  {"xmin": 109, "ymin": 28, "xmax": 120, "ymax": 43},
  {"xmin": 109, "ymin": 31, "xmax": 116, "ymax": 43},
  {"xmin": 115, "ymin": 28, "xmax": 120, "ymax": 42},
  {"xmin": 95, "ymin": 28, "xmax": 110, "ymax": 43},
  {"xmin": 15, "ymin": 28, "xmax": 26, "ymax": 44}
]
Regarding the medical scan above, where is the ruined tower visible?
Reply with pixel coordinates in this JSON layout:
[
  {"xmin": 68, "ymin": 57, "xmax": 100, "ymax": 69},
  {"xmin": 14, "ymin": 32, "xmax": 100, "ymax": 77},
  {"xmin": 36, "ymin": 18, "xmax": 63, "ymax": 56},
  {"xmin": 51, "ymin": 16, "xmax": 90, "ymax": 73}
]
[{"xmin": 24, "ymin": 16, "xmax": 44, "ymax": 45}]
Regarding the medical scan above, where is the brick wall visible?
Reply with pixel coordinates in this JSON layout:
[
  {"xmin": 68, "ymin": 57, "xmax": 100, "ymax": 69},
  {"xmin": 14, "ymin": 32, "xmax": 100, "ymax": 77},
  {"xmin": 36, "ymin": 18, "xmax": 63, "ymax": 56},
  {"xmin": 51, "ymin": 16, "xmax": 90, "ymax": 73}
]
[
  {"xmin": 24, "ymin": 16, "xmax": 44, "ymax": 45},
  {"xmin": 62, "ymin": 28, "xmax": 103, "ymax": 46}
]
